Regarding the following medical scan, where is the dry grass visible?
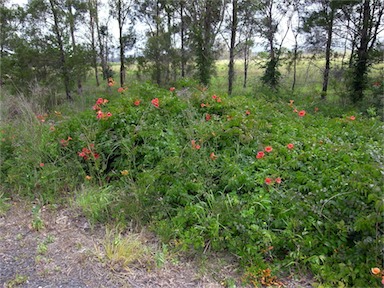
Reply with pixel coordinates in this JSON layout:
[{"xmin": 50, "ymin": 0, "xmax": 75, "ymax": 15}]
[{"xmin": 97, "ymin": 227, "xmax": 152, "ymax": 272}]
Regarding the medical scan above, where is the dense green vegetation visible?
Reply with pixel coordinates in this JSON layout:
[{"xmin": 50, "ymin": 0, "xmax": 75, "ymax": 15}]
[{"xmin": 1, "ymin": 69, "xmax": 383, "ymax": 286}]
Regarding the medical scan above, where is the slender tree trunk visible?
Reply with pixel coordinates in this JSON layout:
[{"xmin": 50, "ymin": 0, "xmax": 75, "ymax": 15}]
[
  {"xmin": 341, "ymin": 18, "xmax": 350, "ymax": 68},
  {"xmin": 321, "ymin": 7, "xmax": 334, "ymax": 99},
  {"xmin": 180, "ymin": 1, "xmax": 185, "ymax": 78},
  {"xmin": 67, "ymin": 1, "xmax": 82, "ymax": 94},
  {"xmin": 291, "ymin": 34, "xmax": 298, "ymax": 91},
  {"xmin": 89, "ymin": 0, "xmax": 100, "ymax": 86},
  {"xmin": 201, "ymin": 1, "xmax": 213, "ymax": 86},
  {"xmin": 118, "ymin": 0, "xmax": 125, "ymax": 87},
  {"xmin": 155, "ymin": 0, "xmax": 161, "ymax": 85},
  {"xmin": 95, "ymin": 1, "xmax": 107, "ymax": 80},
  {"xmin": 368, "ymin": 1, "xmax": 383, "ymax": 52},
  {"xmin": 166, "ymin": 9, "xmax": 172, "ymax": 83},
  {"xmin": 243, "ymin": 42, "xmax": 249, "ymax": 88},
  {"xmin": 228, "ymin": 0, "xmax": 237, "ymax": 96},
  {"xmin": 49, "ymin": 0, "xmax": 72, "ymax": 101},
  {"xmin": 348, "ymin": 40, "xmax": 356, "ymax": 68}
]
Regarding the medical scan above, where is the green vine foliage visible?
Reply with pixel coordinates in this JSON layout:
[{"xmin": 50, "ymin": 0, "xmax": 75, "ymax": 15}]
[{"xmin": 1, "ymin": 83, "xmax": 383, "ymax": 286}]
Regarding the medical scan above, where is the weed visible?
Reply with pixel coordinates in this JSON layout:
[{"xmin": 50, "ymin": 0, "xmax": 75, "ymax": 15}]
[
  {"xmin": 4, "ymin": 274, "xmax": 28, "ymax": 288},
  {"xmin": 154, "ymin": 243, "xmax": 168, "ymax": 268},
  {"xmin": 37, "ymin": 242, "xmax": 48, "ymax": 255},
  {"xmin": 0, "ymin": 192, "xmax": 10, "ymax": 216},
  {"xmin": 31, "ymin": 205, "xmax": 44, "ymax": 231}
]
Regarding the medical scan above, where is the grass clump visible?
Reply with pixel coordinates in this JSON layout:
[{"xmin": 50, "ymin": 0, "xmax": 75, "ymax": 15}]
[{"xmin": 97, "ymin": 227, "xmax": 151, "ymax": 271}]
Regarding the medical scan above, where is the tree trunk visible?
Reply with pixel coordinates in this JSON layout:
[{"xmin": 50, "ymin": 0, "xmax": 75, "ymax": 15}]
[
  {"xmin": 228, "ymin": 0, "xmax": 237, "ymax": 96},
  {"xmin": 351, "ymin": 0, "xmax": 370, "ymax": 103},
  {"xmin": 321, "ymin": 7, "xmax": 334, "ymax": 99},
  {"xmin": 89, "ymin": 0, "xmax": 100, "ymax": 86},
  {"xmin": 243, "ymin": 42, "xmax": 249, "ymax": 89},
  {"xmin": 180, "ymin": 1, "xmax": 185, "ymax": 78},
  {"xmin": 291, "ymin": 34, "xmax": 298, "ymax": 91},
  {"xmin": 49, "ymin": 0, "xmax": 72, "ymax": 101},
  {"xmin": 155, "ymin": 0, "xmax": 161, "ymax": 85},
  {"xmin": 118, "ymin": 0, "xmax": 125, "ymax": 87},
  {"xmin": 95, "ymin": 1, "xmax": 107, "ymax": 80},
  {"xmin": 67, "ymin": 1, "xmax": 82, "ymax": 95}
]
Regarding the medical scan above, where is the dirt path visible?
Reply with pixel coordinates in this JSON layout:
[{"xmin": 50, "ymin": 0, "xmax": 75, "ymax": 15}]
[
  {"xmin": 0, "ymin": 201, "xmax": 244, "ymax": 288},
  {"xmin": 0, "ymin": 201, "xmax": 313, "ymax": 288}
]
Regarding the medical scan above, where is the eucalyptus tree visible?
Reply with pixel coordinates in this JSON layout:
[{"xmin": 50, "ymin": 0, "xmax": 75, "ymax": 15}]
[
  {"xmin": 184, "ymin": 0, "xmax": 227, "ymax": 86},
  {"xmin": 0, "ymin": 0, "xmax": 22, "ymax": 58},
  {"xmin": 7, "ymin": 0, "xmax": 92, "ymax": 100},
  {"xmin": 348, "ymin": 0, "xmax": 383, "ymax": 103},
  {"xmin": 302, "ymin": 0, "xmax": 348, "ymax": 99},
  {"xmin": 47, "ymin": 0, "xmax": 73, "ymax": 100},
  {"xmin": 109, "ymin": 0, "xmax": 136, "ymax": 87},
  {"xmin": 88, "ymin": 0, "xmax": 99, "ymax": 86},
  {"xmin": 289, "ymin": 0, "xmax": 304, "ymax": 91},
  {"xmin": 254, "ymin": 0, "xmax": 291, "ymax": 89},
  {"xmin": 227, "ymin": 0, "xmax": 238, "ymax": 95},
  {"xmin": 136, "ymin": 0, "xmax": 179, "ymax": 85},
  {"xmin": 65, "ymin": 0, "xmax": 89, "ymax": 94},
  {"xmin": 226, "ymin": 0, "xmax": 259, "ymax": 91}
]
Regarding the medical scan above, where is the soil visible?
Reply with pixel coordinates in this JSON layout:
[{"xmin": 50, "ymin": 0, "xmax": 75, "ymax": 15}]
[{"xmin": 0, "ymin": 201, "xmax": 313, "ymax": 288}]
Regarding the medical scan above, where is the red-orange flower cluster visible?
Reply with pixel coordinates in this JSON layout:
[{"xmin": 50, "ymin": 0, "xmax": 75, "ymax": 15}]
[
  {"xmin": 93, "ymin": 98, "xmax": 112, "ymax": 120},
  {"xmin": 93, "ymin": 98, "xmax": 109, "ymax": 111},
  {"xmin": 210, "ymin": 152, "xmax": 218, "ymax": 160},
  {"xmin": 151, "ymin": 98, "xmax": 160, "ymax": 108},
  {"xmin": 117, "ymin": 87, "xmax": 125, "ymax": 93},
  {"xmin": 108, "ymin": 78, "xmax": 115, "ymax": 87},
  {"xmin": 256, "ymin": 151, "xmax": 265, "ymax": 159},
  {"xmin": 265, "ymin": 177, "xmax": 282, "ymax": 185},
  {"xmin": 96, "ymin": 111, "xmax": 112, "ymax": 120},
  {"xmin": 191, "ymin": 140, "xmax": 201, "ymax": 150},
  {"xmin": 78, "ymin": 144, "xmax": 99, "ymax": 160},
  {"xmin": 298, "ymin": 110, "xmax": 306, "ymax": 117},
  {"xmin": 257, "ymin": 146, "xmax": 273, "ymax": 158},
  {"xmin": 205, "ymin": 114, "xmax": 211, "ymax": 121},
  {"xmin": 212, "ymin": 94, "xmax": 222, "ymax": 103},
  {"xmin": 169, "ymin": 87, "xmax": 175, "ymax": 92},
  {"xmin": 265, "ymin": 146, "xmax": 273, "ymax": 153},
  {"xmin": 36, "ymin": 114, "xmax": 48, "ymax": 123},
  {"xmin": 134, "ymin": 100, "xmax": 141, "ymax": 106},
  {"xmin": 60, "ymin": 136, "xmax": 73, "ymax": 147}
]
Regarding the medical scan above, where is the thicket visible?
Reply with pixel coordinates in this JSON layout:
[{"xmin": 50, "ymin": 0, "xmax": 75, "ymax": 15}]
[{"xmin": 1, "ymin": 79, "xmax": 383, "ymax": 287}]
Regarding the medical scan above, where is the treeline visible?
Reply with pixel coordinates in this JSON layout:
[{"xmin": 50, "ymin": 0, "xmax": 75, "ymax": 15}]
[{"xmin": 1, "ymin": 0, "xmax": 383, "ymax": 103}]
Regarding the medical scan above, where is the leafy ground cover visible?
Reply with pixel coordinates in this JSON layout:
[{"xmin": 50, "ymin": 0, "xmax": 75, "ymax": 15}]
[{"xmin": 1, "ymin": 81, "xmax": 383, "ymax": 287}]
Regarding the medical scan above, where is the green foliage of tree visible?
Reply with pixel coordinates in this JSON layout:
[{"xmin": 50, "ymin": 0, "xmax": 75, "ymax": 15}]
[
  {"xmin": 185, "ymin": 0, "xmax": 226, "ymax": 86},
  {"xmin": 254, "ymin": 0, "xmax": 290, "ymax": 89},
  {"xmin": 348, "ymin": 0, "xmax": 383, "ymax": 104},
  {"xmin": 109, "ymin": 0, "xmax": 136, "ymax": 87},
  {"xmin": 0, "ymin": 0, "xmax": 93, "ymax": 102}
]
